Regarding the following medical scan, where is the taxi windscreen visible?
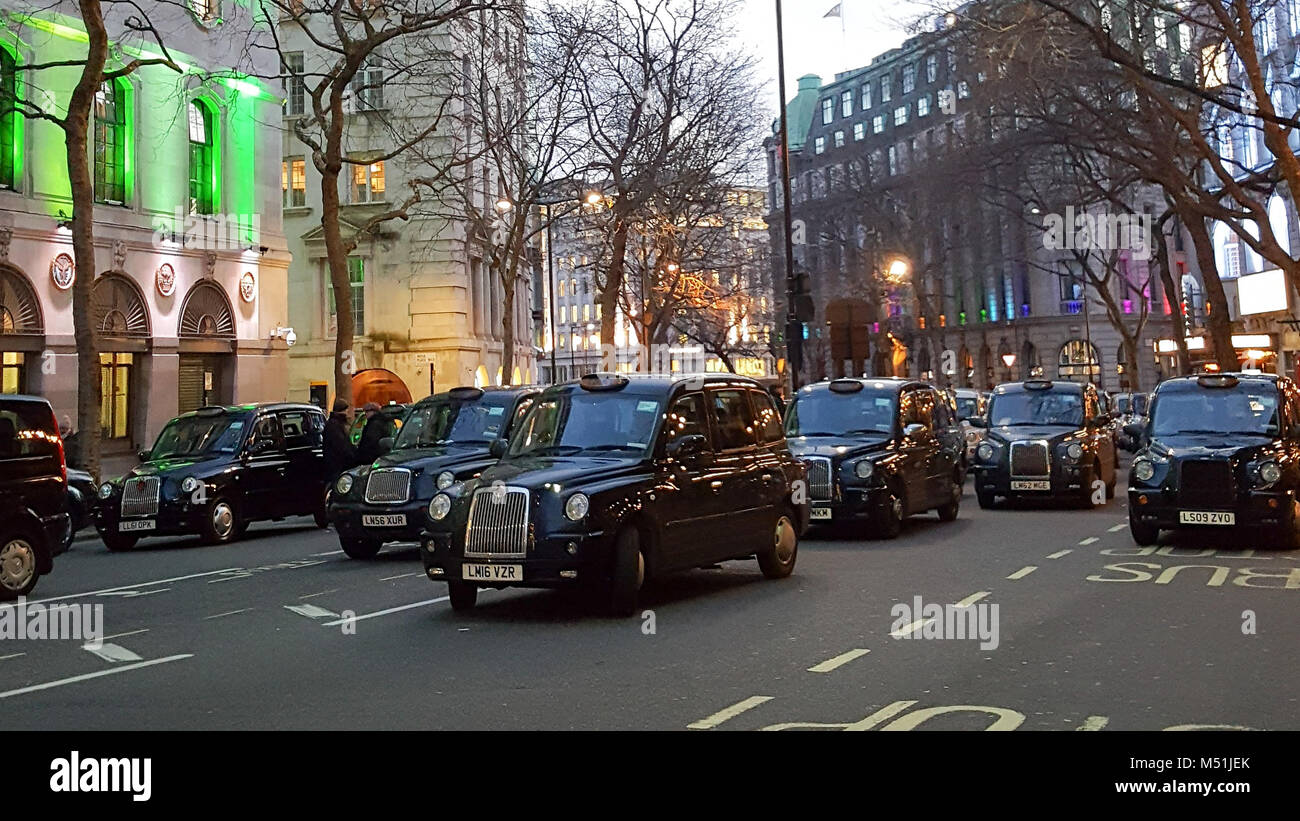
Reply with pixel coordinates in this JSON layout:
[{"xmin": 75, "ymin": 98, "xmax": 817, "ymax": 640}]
[
  {"xmin": 395, "ymin": 398, "xmax": 512, "ymax": 448},
  {"xmin": 987, "ymin": 390, "xmax": 1083, "ymax": 427},
  {"xmin": 1149, "ymin": 382, "xmax": 1280, "ymax": 438},
  {"xmin": 508, "ymin": 393, "xmax": 661, "ymax": 457},
  {"xmin": 784, "ymin": 389, "xmax": 897, "ymax": 437},
  {"xmin": 148, "ymin": 415, "xmax": 246, "ymax": 460}
]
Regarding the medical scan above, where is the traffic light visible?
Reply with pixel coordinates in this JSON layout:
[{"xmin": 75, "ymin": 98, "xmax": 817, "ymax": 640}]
[{"xmin": 793, "ymin": 268, "xmax": 814, "ymax": 323}]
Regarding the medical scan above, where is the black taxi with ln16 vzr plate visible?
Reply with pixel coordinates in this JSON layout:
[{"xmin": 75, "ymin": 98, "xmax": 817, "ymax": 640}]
[
  {"xmin": 94, "ymin": 403, "xmax": 330, "ymax": 550},
  {"xmin": 1126, "ymin": 373, "xmax": 1300, "ymax": 548},
  {"xmin": 328, "ymin": 385, "xmax": 540, "ymax": 559},
  {"xmin": 971, "ymin": 379, "xmax": 1119, "ymax": 509},
  {"xmin": 420, "ymin": 373, "xmax": 809, "ymax": 616},
  {"xmin": 784, "ymin": 377, "xmax": 965, "ymax": 539}
]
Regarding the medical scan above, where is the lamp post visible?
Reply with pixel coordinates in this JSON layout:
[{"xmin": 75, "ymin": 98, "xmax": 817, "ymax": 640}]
[
  {"xmin": 533, "ymin": 189, "xmax": 603, "ymax": 384},
  {"xmin": 775, "ymin": 0, "xmax": 802, "ymax": 394}
]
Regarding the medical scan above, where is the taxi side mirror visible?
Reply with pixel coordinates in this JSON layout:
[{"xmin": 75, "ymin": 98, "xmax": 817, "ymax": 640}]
[
  {"xmin": 136, "ymin": 449, "xmax": 150, "ymax": 462},
  {"xmin": 903, "ymin": 423, "xmax": 929, "ymax": 439},
  {"xmin": 667, "ymin": 434, "xmax": 707, "ymax": 460},
  {"xmin": 378, "ymin": 436, "xmax": 394, "ymax": 452},
  {"xmin": 1123, "ymin": 422, "xmax": 1146, "ymax": 442},
  {"xmin": 489, "ymin": 439, "xmax": 509, "ymax": 459},
  {"xmin": 969, "ymin": 417, "xmax": 987, "ymax": 429}
]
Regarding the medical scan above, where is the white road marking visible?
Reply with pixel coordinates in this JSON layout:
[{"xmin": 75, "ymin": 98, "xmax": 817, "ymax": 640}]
[
  {"xmin": 311, "ymin": 550, "xmax": 344, "ymax": 557},
  {"xmin": 1079, "ymin": 537, "xmax": 1099, "ymax": 546},
  {"xmin": 0, "ymin": 655, "xmax": 193, "ymax": 700},
  {"xmin": 285, "ymin": 604, "xmax": 340, "ymax": 620},
  {"xmin": 102, "ymin": 629, "xmax": 149, "ymax": 641},
  {"xmin": 321, "ymin": 597, "xmax": 449, "ymax": 626},
  {"xmin": 1078, "ymin": 715, "xmax": 1110, "ymax": 731},
  {"xmin": 0, "ymin": 652, "xmax": 26, "ymax": 661},
  {"xmin": 0, "ymin": 569, "xmax": 239, "ymax": 608},
  {"xmin": 380, "ymin": 572, "xmax": 423, "ymax": 581},
  {"xmin": 1046, "ymin": 549, "xmax": 1073, "ymax": 559},
  {"xmin": 953, "ymin": 591, "xmax": 990, "ymax": 608},
  {"xmin": 688, "ymin": 696, "xmax": 774, "ymax": 729},
  {"xmin": 298, "ymin": 589, "xmax": 339, "ymax": 600},
  {"xmin": 96, "ymin": 588, "xmax": 171, "ymax": 598},
  {"xmin": 1108, "ymin": 524, "xmax": 1127, "ymax": 532},
  {"xmin": 1007, "ymin": 566, "xmax": 1038, "ymax": 580},
  {"xmin": 83, "ymin": 643, "xmax": 143, "ymax": 663},
  {"xmin": 203, "ymin": 608, "xmax": 253, "ymax": 620},
  {"xmin": 808, "ymin": 648, "xmax": 870, "ymax": 673},
  {"xmin": 891, "ymin": 618, "xmax": 933, "ymax": 638}
]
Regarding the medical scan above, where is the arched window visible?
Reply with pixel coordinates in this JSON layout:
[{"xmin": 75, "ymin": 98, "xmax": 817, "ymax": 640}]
[
  {"xmin": 94, "ymin": 78, "xmax": 129, "ymax": 204},
  {"xmin": 179, "ymin": 280, "xmax": 234, "ymax": 338},
  {"xmin": 92, "ymin": 274, "xmax": 150, "ymax": 338},
  {"xmin": 1058, "ymin": 339, "xmax": 1100, "ymax": 382},
  {"xmin": 188, "ymin": 99, "xmax": 218, "ymax": 215},
  {"xmin": 0, "ymin": 46, "xmax": 18, "ymax": 190},
  {"xmin": 0, "ymin": 265, "xmax": 40, "ymax": 334}
]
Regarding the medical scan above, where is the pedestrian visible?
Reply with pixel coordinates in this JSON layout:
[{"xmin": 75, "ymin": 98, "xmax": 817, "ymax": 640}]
[
  {"xmin": 356, "ymin": 402, "xmax": 392, "ymax": 464},
  {"xmin": 323, "ymin": 398, "xmax": 358, "ymax": 481},
  {"xmin": 60, "ymin": 414, "xmax": 83, "ymax": 469}
]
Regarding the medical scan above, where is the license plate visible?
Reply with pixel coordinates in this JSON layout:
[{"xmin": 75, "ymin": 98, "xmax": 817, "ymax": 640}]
[
  {"xmin": 1011, "ymin": 480, "xmax": 1051, "ymax": 491},
  {"xmin": 810, "ymin": 507, "xmax": 832, "ymax": 521},
  {"xmin": 463, "ymin": 564, "xmax": 522, "ymax": 582},
  {"xmin": 1179, "ymin": 510, "xmax": 1235, "ymax": 526},
  {"xmin": 119, "ymin": 520, "xmax": 155, "ymax": 532},
  {"xmin": 362, "ymin": 514, "xmax": 406, "ymax": 527}
]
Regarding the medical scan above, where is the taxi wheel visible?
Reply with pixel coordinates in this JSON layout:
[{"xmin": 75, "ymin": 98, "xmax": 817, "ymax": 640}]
[
  {"xmin": 758, "ymin": 510, "xmax": 798, "ymax": 579},
  {"xmin": 608, "ymin": 526, "xmax": 644, "ymax": 617},
  {"xmin": 871, "ymin": 486, "xmax": 905, "ymax": 540},
  {"xmin": 1129, "ymin": 512, "xmax": 1159, "ymax": 547},
  {"xmin": 313, "ymin": 488, "xmax": 330, "ymax": 529},
  {"xmin": 201, "ymin": 498, "xmax": 241, "ymax": 545},
  {"xmin": 340, "ymin": 537, "xmax": 382, "ymax": 560},
  {"xmin": 976, "ymin": 487, "xmax": 996, "ymax": 509},
  {"xmin": 937, "ymin": 473, "xmax": 962, "ymax": 522},
  {"xmin": 0, "ymin": 534, "xmax": 40, "ymax": 601},
  {"xmin": 102, "ymin": 532, "xmax": 138, "ymax": 552},
  {"xmin": 447, "ymin": 580, "xmax": 478, "ymax": 611}
]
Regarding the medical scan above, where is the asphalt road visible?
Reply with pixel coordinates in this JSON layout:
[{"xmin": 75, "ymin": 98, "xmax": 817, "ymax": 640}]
[{"xmin": 3, "ymin": 471, "xmax": 1297, "ymax": 731}]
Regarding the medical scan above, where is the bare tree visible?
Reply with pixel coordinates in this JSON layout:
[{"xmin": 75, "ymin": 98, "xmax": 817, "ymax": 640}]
[{"xmin": 0, "ymin": 1, "xmax": 181, "ymax": 480}]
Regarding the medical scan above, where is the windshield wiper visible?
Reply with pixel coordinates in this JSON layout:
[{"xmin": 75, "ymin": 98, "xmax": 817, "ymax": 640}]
[
  {"xmin": 791, "ymin": 431, "xmax": 840, "ymax": 437},
  {"xmin": 842, "ymin": 429, "xmax": 889, "ymax": 437},
  {"xmin": 582, "ymin": 444, "xmax": 642, "ymax": 453},
  {"xmin": 518, "ymin": 445, "xmax": 583, "ymax": 456}
]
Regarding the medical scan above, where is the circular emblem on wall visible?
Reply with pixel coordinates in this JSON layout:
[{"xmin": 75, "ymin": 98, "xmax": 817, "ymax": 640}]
[
  {"xmin": 50, "ymin": 253, "xmax": 75, "ymax": 291},
  {"xmin": 239, "ymin": 271, "xmax": 256, "ymax": 303},
  {"xmin": 155, "ymin": 263, "xmax": 176, "ymax": 298}
]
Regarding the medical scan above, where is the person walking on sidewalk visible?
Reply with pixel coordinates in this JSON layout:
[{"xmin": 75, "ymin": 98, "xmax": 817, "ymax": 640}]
[{"xmin": 324, "ymin": 399, "xmax": 358, "ymax": 481}]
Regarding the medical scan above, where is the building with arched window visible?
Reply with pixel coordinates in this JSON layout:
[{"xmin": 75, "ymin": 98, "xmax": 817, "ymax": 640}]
[{"xmin": 0, "ymin": 4, "xmax": 290, "ymax": 470}]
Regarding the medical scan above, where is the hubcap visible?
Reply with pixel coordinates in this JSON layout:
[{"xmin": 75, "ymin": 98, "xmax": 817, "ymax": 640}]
[
  {"xmin": 774, "ymin": 516, "xmax": 797, "ymax": 563},
  {"xmin": 891, "ymin": 495, "xmax": 903, "ymax": 521},
  {"xmin": 635, "ymin": 550, "xmax": 645, "ymax": 589},
  {"xmin": 212, "ymin": 503, "xmax": 234, "ymax": 539},
  {"xmin": 0, "ymin": 539, "xmax": 36, "ymax": 592}
]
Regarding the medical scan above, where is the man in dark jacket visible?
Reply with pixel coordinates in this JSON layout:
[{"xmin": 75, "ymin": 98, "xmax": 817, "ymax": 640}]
[
  {"xmin": 355, "ymin": 402, "xmax": 392, "ymax": 465},
  {"xmin": 323, "ymin": 399, "xmax": 358, "ymax": 481}
]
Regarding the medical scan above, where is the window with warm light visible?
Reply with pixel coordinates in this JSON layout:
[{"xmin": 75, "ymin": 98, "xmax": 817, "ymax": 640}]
[{"xmin": 351, "ymin": 161, "xmax": 385, "ymax": 203}]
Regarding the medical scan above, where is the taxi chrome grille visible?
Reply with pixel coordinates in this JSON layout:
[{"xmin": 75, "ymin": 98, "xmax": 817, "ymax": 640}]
[
  {"xmin": 1010, "ymin": 442, "xmax": 1050, "ymax": 477},
  {"xmin": 1178, "ymin": 460, "xmax": 1234, "ymax": 509},
  {"xmin": 804, "ymin": 457, "xmax": 833, "ymax": 502},
  {"xmin": 364, "ymin": 468, "xmax": 412, "ymax": 504},
  {"xmin": 464, "ymin": 486, "xmax": 529, "ymax": 558},
  {"xmin": 120, "ymin": 476, "xmax": 160, "ymax": 517}
]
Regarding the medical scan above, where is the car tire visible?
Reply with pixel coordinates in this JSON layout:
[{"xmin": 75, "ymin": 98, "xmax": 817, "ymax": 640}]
[
  {"xmin": 0, "ymin": 533, "xmax": 41, "ymax": 601},
  {"xmin": 607, "ymin": 526, "xmax": 644, "ymax": 617},
  {"xmin": 101, "ymin": 532, "xmax": 138, "ymax": 552},
  {"xmin": 340, "ymin": 537, "xmax": 383, "ymax": 559},
  {"xmin": 977, "ymin": 487, "xmax": 996, "ymax": 510},
  {"xmin": 200, "ymin": 498, "xmax": 242, "ymax": 545},
  {"xmin": 757, "ymin": 509, "xmax": 799, "ymax": 579},
  {"xmin": 1129, "ymin": 513, "xmax": 1159, "ymax": 546},
  {"xmin": 313, "ymin": 488, "xmax": 330, "ymax": 529},
  {"xmin": 937, "ymin": 472, "xmax": 962, "ymax": 522},
  {"xmin": 447, "ymin": 580, "xmax": 478, "ymax": 611},
  {"xmin": 870, "ymin": 485, "xmax": 905, "ymax": 540}
]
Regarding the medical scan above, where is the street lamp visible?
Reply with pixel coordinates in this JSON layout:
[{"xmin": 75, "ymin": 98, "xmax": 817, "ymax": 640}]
[
  {"xmin": 775, "ymin": 0, "xmax": 802, "ymax": 394},
  {"xmin": 496, "ymin": 197, "xmax": 513, "ymax": 212}
]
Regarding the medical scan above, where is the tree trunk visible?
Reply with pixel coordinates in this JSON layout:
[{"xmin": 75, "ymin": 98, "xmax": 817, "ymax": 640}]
[
  {"xmin": 500, "ymin": 263, "xmax": 516, "ymax": 382},
  {"xmin": 320, "ymin": 165, "xmax": 354, "ymax": 409},
  {"xmin": 599, "ymin": 215, "xmax": 629, "ymax": 353},
  {"xmin": 1121, "ymin": 335, "xmax": 1143, "ymax": 394},
  {"xmin": 1183, "ymin": 212, "xmax": 1237, "ymax": 373},
  {"xmin": 67, "ymin": 0, "xmax": 110, "ymax": 481},
  {"xmin": 1152, "ymin": 218, "xmax": 1191, "ymax": 376}
]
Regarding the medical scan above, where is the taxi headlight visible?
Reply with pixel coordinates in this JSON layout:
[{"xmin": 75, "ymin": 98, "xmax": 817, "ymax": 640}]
[
  {"xmin": 854, "ymin": 460, "xmax": 874, "ymax": 480},
  {"xmin": 1066, "ymin": 443, "xmax": 1083, "ymax": 461},
  {"xmin": 98, "ymin": 482, "xmax": 114, "ymax": 499},
  {"xmin": 1257, "ymin": 461, "xmax": 1282, "ymax": 487},
  {"xmin": 180, "ymin": 476, "xmax": 200, "ymax": 494},
  {"xmin": 428, "ymin": 494, "xmax": 452, "ymax": 521},
  {"xmin": 1133, "ymin": 458, "xmax": 1155, "ymax": 482},
  {"xmin": 436, "ymin": 471, "xmax": 456, "ymax": 490},
  {"xmin": 565, "ymin": 492, "xmax": 590, "ymax": 521},
  {"xmin": 977, "ymin": 442, "xmax": 996, "ymax": 462},
  {"xmin": 335, "ymin": 474, "xmax": 354, "ymax": 495}
]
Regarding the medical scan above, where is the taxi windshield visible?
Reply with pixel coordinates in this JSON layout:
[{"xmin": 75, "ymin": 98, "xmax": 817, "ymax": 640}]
[
  {"xmin": 955, "ymin": 397, "xmax": 980, "ymax": 420},
  {"xmin": 395, "ymin": 398, "xmax": 512, "ymax": 448},
  {"xmin": 508, "ymin": 393, "xmax": 661, "ymax": 457},
  {"xmin": 1150, "ymin": 383, "xmax": 1280, "ymax": 438},
  {"xmin": 784, "ymin": 389, "xmax": 897, "ymax": 437},
  {"xmin": 988, "ymin": 390, "xmax": 1083, "ymax": 427},
  {"xmin": 149, "ymin": 415, "xmax": 245, "ymax": 460}
]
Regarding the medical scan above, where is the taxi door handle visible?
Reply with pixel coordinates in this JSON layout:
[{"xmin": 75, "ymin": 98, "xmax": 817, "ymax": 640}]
[
  {"xmin": 761, "ymin": 474, "xmax": 773, "ymax": 482},
  {"xmin": 710, "ymin": 480, "xmax": 724, "ymax": 492}
]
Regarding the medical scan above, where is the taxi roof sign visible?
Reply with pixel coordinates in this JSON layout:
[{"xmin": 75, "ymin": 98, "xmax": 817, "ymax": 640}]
[
  {"xmin": 448, "ymin": 387, "xmax": 485, "ymax": 400},
  {"xmin": 579, "ymin": 373, "xmax": 630, "ymax": 392},
  {"xmin": 828, "ymin": 379, "xmax": 865, "ymax": 394},
  {"xmin": 1023, "ymin": 379, "xmax": 1053, "ymax": 390},
  {"xmin": 1196, "ymin": 374, "xmax": 1240, "ymax": 389}
]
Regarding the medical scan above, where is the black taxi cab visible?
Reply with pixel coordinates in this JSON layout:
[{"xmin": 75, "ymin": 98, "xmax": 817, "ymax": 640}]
[
  {"xmin": 420, "ymin": 373, "xmax": 809, "ymax": 616},
  {"xmin": 1126, "ymin": 373, "xmax": 1300, "ymax": 547},
  {"xmin": 94, "ymin": 403, "xmax": 329, "ymax": 550},
  {"xmin": 971, "ymin": 379, "xmax": 1118, "ymax": 508},
  {"xmin": 328, "ymin": 386, "xmax": 539, "ymax": 558},
  {"xmin": 785, "ymin": 378, "xmax": 965, "ymax": 539}
]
